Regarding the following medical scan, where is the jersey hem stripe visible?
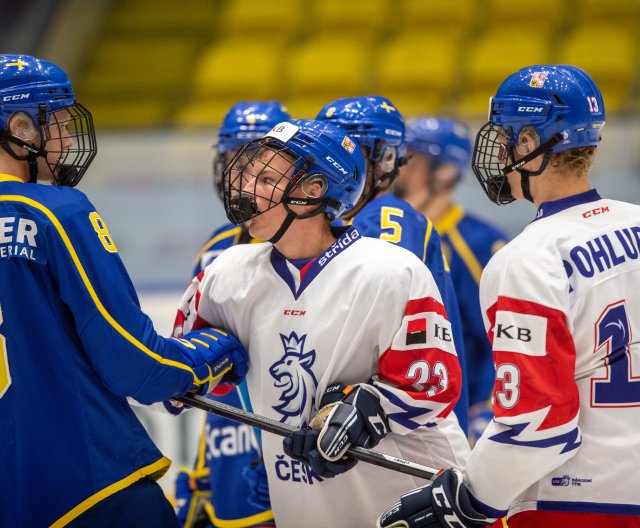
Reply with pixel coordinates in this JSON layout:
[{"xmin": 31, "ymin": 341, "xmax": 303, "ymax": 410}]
[
  {"xmin": 205, "ymin": 501, "xmax": 275, "ymax": 527},
  {"xmin": 50, "ymin": 456, "xmax": 171, "ymax": 527}
]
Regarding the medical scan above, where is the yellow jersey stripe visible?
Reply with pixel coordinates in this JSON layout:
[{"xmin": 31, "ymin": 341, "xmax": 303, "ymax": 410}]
[
  {"xmin": 0, "ymin": 195, "xmax": 205, "ymax": 383},
  {"xmin": 192, "ymin": 226, "xmax": 243, "ymax": 267},
  {"xmin": 421, "ymin": 219, "xmax": 434, "ymax": 263},
  {"xmin": 205, "ymin": 501, "xmax": 274, "ymax": 528},
  {"xmin": 51, "ymin": 457, "xmax": 171, "ymax": 527},
  {"xmin": 436, "ymin": 206, "xmax": 483, "ymax": 285}
]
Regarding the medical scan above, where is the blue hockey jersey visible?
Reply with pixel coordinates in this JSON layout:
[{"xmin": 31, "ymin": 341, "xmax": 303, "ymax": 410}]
[
  {"xmin": 435, "ymin": 205, "xmax": 508, "ymax": 408},
  {"xmin": 351, "ymin": 193, "xmax": 469, "ymax": 432},
  {"xmin": 0, "ymin": 175, "xmax": 218, "ymax": 527}
]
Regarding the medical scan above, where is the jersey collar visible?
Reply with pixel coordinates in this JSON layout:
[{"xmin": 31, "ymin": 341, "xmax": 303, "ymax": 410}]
[
  {"xmin": 270, "ymin": 225, "xmax": 362, "ymax": 300},
  {"xmin": 533, "ymin": 188, "xmax": 601, "ymax": 222},
  {"xmin": 0, "ymin": 174, "xmax": 24, "ymax": 183},
  {"xmin": 434, "ymin": 204, "xmax": 464, "ymax": 235}
]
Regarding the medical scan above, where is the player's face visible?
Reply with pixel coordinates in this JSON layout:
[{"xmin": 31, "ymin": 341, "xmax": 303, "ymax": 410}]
[
  {"xmin": 242, "ymin": 147, "xmax": 295, "ymax": 239},
  {"xmin": 36, "ymin": 109, "xmax": 74, "ymax": 181},
  {"xmin": 497, "ymin": 128, "xmax": 525, "ymax": 200}
]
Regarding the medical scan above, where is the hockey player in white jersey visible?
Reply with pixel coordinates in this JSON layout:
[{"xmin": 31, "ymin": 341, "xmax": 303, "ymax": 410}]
[
  {"xmin": 174, "ymin": 119, "xmax": 470, "ymax": 527},
  {"xmin": 378, "ymin": 65, "xmax": 640, "ymax": 528}
]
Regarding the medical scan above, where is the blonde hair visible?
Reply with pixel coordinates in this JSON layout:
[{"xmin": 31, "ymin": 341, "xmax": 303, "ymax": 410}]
[
  {"xmin": 519, "ymin": 126, "xmax": 597, "ymax": 178},
  {"xmin": 548, "ymin": 147, "xmax": 597, "ymax": 178}
]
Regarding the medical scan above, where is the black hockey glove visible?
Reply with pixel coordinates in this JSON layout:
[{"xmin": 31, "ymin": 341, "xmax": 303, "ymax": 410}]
[
  {"xmin": 283, "ymin": 427, "xmax": 357, "ymax": 478},
  {"xmin": 377, "ymin": 469, "xmax": 495, "ymax": 528},
  {"xmin": 311, "ymin": 383, "xmax": 389, "ymax": 459}
]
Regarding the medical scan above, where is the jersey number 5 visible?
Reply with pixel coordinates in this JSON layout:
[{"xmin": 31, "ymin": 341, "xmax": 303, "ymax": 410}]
[
  {"xmin": 592, "ymin": 301, "xmax": 640, "ymax": 407},
  {"xmin": 0, "ymin": 303, "xmax": 11, "ymax": 398},
  {"xmin": 380, "ymin": 207, "xmax": 404, "ymax": 244}
]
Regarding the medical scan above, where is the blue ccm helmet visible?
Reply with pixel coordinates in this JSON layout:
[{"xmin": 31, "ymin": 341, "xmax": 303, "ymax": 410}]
[
  {"xmin": 472, "ymin": 64, "xmax": 605, "ymax": 205},
  {"xmin": 224, "ymin": 119, "xmax": 365, "ymax": 242},
  {"xmin": 0, "ymin": 54, "xmax": 96, "ymax": 186},
  {"xmin": 406, "ymin": 117, "xmax": 473, "ymax": 182},
  {"xmin": 316, "ymin": 96, "xmax": 405, "ymax": 213},
  {"xmin": 213, "ymin": 101, "xmax": 290, "ymax": 200}
]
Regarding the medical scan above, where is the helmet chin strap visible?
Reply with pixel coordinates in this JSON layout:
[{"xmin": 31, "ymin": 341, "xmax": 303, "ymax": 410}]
[
  {"xmin": 0, "ymin": 131, "xmax": 46, "ymax": 183},
  {"xmin": 268, "ymin": 196, "xmax": 326, "ymax": 244},
  {"xmin": 503, "ymin": 132, "xmax": 564, "ymax": 203}
]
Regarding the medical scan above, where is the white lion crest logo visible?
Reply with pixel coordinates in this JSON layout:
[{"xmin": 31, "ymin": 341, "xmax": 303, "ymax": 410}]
[{"xmin": 269, "ymin": 332, "xmax": 318, "ymax": 425}]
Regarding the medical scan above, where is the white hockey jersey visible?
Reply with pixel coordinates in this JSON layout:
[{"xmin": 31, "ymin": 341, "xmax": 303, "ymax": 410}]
[
  {"xmin": 466, "ymin": 190, "xmax": 640, "ymax": 519},
  {"xmin": 174, "ymin": 226, "xmax": 470, "ymax": 528}
]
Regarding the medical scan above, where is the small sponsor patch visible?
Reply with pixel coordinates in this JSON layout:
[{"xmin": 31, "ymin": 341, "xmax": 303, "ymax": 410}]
[
  {"xmin": 341, "ymin": 136, "xmax": 356, "ymax": 153},
  {"xmin": 530, "ymin": 71, "xmax": 549, "ymax": 88},
  {"xmin": 492, "ymin": 311, "xmax": 547, "ymax": 356}
]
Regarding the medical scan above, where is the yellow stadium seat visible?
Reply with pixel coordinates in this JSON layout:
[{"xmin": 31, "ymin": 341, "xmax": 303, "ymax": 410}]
[
  {"xmin": 398, "ymin": 0, "xmax": 476, "ymax": 40},
  {"xmin": 174, "ymin": 97, "xmax": 256, "ymax": 127},
  {"xmin": 80, "ymin": 37, "xmax": 199, "ymax": 99},
  {"xmin": 458, "ymin": 30, "xmax": 552, "ymax": 116},
  {"xmin": 283, "ymin": 36, "xmax": 370, "ymax": 117},
  {"xmin": 484, "ymin": 0, "xmax": 564, "ymax": 35},
  {"xmin": 191, "ymin": 38, "xmax": 283, "ymax": 101},
  {"xmin": 88, "ymin": 100, "xmax": 171, "ymax": 129},
  {"xmin": 375, "ymin": 32, "xmax": 460, "ymax": 115},
  {"xmin": 106, "ymin": 0, "xmax": 218, "ymax": 36},
  {"xmin": 573, "ymin": 0, "xmax": 640, "ymax": 25},
  {"xmin": 557, "ymin": 24, "xmax": 637, "ymax": 113},
  {"xmin": 217, "ymin": 0, "xmax": 303, "ymax": 41},
  {"xmin": 311, "ymin": 0, "xmax": 390, "ymax": 41}
]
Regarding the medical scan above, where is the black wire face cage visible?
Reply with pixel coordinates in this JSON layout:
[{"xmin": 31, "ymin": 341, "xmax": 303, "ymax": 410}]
[
  {"xmin": 223, "ymin": 139, "xmax": 310, "ymax": 225},
  {"xmin": 39, "ymin": 103, "xmax": 97, "ymax": 187},
  {"xmin": 471, "ymin": 122, "xmax": 515, "ymax": 205}
]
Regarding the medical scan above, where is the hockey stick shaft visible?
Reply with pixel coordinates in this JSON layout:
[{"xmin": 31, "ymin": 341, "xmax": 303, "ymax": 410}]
[{"xmin": 176, "ymin": 393, "xmax": 438, "ymax": 481}]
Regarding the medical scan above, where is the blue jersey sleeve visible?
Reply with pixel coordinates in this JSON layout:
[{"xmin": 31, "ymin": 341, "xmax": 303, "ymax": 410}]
[{"xmin": 43, "ymin": 189, "xmax": 217, "ymax": 403}]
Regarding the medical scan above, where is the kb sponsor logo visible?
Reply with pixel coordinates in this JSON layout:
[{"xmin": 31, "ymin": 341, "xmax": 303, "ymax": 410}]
[{"xmin": 495, "ymin": 323, "xmax": 532, "ymax": 342}]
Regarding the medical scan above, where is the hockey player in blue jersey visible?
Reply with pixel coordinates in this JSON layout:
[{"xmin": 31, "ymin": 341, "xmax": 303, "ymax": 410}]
[
  {"xmin": 178, "ymin": 102, "xmax": 289, "ymax": 528},
  {"xmin": 378, "ymin": 65, "xmax": 640, "ymax": 528},
  {"xmin": 316, "ymin": 97, "xmax": 470, "ymax": 432},
  {"xmin": 0, "ymin": 55, "xmax": 248, "ymax": 528},
  {"xmin": 394, "ymin": 117, "xmax": 509, "ymax": 442}
]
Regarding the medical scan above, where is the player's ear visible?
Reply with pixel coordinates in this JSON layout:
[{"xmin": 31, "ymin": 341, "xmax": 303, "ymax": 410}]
[
  {"xmin": 8, "ymin": 112, "xmax": 37, "ymax": 142},
  {"xmin": 301, "ymin": 175, "xmax": 328, "ymax": 198},
  {"xmin": 516, "ymin": 128, "xmax": 540, "ymax": 156}
]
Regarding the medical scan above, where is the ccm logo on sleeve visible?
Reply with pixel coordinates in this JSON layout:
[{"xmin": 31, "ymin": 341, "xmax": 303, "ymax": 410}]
[{"xmin": 492, "ymin": 311, "xmax": 547, "ymax": 356}]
